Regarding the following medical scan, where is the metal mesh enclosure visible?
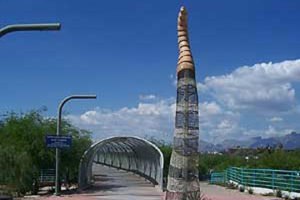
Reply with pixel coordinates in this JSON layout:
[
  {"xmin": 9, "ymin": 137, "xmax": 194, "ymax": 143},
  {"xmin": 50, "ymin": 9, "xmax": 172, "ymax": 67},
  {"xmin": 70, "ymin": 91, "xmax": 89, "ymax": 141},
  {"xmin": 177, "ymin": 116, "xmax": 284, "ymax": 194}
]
[
  {"xmin": 166, "ymin": 6, "xmax": 200, "ymax": 200},
  {"xmin": 78, "ymin": 136, "xmax": 164, "ymax": 190}
]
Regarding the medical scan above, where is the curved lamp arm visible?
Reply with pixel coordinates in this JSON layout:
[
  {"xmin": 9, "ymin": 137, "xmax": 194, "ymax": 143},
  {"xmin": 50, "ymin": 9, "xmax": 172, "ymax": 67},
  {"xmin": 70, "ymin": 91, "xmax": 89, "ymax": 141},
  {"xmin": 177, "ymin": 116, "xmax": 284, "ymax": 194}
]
[{"xmin": 0, "ymin": 23, "xmax": 61, "ymax": 37}]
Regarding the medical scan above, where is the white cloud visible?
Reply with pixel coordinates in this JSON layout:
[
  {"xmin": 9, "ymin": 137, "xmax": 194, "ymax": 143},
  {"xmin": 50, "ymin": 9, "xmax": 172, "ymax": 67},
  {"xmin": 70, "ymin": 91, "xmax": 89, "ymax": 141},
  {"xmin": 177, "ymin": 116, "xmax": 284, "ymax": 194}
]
[
  {"xmin": 268, "ymin": 116, "xmax": 283, "ymax": 122},
  {"xmin": 67, "ymin": 98, "xmax": 232, "ymax": 142},
  {"xmin": 67, "ymin": 59, "xmax": 300, "ymax": 143},
  {"xmin": 139, "ymin": 94, "xmax": 157, "ymax": 101},
  {"xmin": 67, "ymin": 99, "xmax": 176, "ymax": 140},
  {"xmin": 200, "ymin": 59, "xmax": 300, "ymax": 112},
  {"xmin": 198, "ymin": 101, "xmax": 242, "ymax": 142},
  {"xmin": 67, "ymin": 95, "xmax": 297, "ymax": 143},
  {"xmin": 196, "ymin": 59, "xmax": 300, "ymax": 142},
  {"xmin": 199, "ymin": 101, "xmax": 222, "ymax": 116},
  {"xmin": 218, "ymin": 120, "xmax": 234, "ymax": 129},
  {"xmin": 264, "ymin": 125, "xmax": 294, "ymax": 137}
]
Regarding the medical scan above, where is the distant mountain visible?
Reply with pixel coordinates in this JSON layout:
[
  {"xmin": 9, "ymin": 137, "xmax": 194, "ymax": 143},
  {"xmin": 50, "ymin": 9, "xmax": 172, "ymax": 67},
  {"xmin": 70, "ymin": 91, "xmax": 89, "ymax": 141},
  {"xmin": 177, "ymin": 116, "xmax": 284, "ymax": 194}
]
[
  {"xmin": 199, "ymin": 132, "xmax": 300, "ymax": 152},
  {"xmin": 221, "ymin": 139, "xmax": 251, "ymax": 149},
  {"xmin": 220, "ymin": 139, "xmax": 240, "ymax": 149},
  {"xmin": 249, "ymin": 137, "xmax": 279, "ymax": 149},
  {"xmin": 199, "ymin": 140, "xmax": 224, "ymax": 152},
  {"xmin": 280, "ymin": 132, "xmax": 300, "ymax": 150},
  {"xmin": 248, "ymin": 132, "xmax": 300, "ymax": 150}
]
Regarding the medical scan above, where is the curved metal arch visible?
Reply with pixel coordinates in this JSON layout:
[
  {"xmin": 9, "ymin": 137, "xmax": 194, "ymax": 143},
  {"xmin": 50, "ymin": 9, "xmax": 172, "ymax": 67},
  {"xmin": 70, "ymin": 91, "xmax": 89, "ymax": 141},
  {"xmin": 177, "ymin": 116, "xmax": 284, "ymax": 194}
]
[{"xmin": 78, "ymin": 136, "xmax": 164, "ymax": 191}]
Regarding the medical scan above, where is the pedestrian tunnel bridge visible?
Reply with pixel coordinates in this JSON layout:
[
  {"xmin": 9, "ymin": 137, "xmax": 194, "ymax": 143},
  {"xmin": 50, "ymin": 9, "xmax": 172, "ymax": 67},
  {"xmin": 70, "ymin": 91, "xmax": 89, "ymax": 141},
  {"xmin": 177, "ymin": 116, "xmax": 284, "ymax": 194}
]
[{"xmin": 78, "ymin": 136, "xmax": 164, "ymax": 190}]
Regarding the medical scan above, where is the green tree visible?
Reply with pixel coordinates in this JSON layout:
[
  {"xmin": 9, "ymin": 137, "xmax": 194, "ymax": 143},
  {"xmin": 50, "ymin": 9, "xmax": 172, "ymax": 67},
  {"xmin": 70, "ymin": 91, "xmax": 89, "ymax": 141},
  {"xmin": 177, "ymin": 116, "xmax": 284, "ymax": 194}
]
[
  {"xmin": 158, "ymin": 144, "xmax": 172, "ymax": 178},
  {"xmin": 0, "ymin": 110, "xmax": 92, "ymax": 196}
]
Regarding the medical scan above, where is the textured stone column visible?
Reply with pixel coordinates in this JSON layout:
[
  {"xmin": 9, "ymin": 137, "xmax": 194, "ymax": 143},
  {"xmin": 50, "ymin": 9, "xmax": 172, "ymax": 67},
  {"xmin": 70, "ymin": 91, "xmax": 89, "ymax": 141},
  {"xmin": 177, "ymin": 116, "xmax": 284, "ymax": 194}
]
[{"xmin": 166, "ymin": 6, "xmax": 200, "ymax": 200}]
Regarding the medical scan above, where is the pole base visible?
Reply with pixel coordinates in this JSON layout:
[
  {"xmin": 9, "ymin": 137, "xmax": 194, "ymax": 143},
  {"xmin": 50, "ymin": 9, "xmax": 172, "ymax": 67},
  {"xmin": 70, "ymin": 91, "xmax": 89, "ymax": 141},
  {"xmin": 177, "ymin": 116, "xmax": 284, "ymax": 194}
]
[{"xmin": 54, "ymin": 192, "xmax": 61, "ymax": 196}]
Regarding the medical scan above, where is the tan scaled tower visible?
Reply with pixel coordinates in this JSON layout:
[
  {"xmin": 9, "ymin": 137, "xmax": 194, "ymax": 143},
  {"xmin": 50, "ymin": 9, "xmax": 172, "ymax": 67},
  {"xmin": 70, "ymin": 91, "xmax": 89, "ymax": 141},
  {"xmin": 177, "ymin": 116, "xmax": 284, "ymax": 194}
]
[{"xmin": 166, "ymin": 6, "xmax": 200, "ymax": 200}]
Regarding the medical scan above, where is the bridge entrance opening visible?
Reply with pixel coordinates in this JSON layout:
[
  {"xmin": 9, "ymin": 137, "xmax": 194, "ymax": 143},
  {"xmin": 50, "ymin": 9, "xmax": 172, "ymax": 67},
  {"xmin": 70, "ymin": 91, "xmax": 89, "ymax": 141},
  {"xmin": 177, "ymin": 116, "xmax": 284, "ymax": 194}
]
[{"xmin": 78, "ymin": 136, "xmax": 164, "ymax": 190}]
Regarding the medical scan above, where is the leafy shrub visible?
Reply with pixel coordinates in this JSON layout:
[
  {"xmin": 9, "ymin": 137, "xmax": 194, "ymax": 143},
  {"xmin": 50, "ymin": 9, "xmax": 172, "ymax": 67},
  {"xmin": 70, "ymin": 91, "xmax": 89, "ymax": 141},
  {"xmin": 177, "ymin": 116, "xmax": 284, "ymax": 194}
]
[{"xmin": 0, "ymin": 110, "xmax": 92, "ymax": 196}]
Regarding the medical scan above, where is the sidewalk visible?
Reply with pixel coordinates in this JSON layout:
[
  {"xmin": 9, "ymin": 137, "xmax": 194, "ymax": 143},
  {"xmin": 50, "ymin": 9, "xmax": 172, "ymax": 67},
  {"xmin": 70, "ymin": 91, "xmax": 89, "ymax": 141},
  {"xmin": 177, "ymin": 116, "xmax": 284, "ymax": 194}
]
[{"xmin": 200, "ymin": 182, "xmax": 281, "ymax": 200}]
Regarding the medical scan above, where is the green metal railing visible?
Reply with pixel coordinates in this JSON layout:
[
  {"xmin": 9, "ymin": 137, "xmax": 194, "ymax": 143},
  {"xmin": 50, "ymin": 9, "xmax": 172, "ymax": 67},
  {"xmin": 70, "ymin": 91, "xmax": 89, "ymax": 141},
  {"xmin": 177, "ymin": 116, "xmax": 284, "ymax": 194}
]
[
  {"xmin": 211, "ymin": 167, "xmax": 300, "ymax": 192},
  {"xmin": 210, "ymin": 172, "xmax": 225, "ymax": 184},
  {"xmin": 39, "ymin": 169, "xmax": 55, "ymax": 183}
]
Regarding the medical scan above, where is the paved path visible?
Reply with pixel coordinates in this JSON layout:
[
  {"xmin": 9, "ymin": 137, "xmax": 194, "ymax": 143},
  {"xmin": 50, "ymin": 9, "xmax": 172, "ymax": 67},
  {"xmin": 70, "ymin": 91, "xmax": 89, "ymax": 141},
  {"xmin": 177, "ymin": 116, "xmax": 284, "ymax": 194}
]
[
  {"xmin": 200, "ymin": 182, "xmax": 281, "ymax": 200},
  {"xmin": 30, "ymin": 165, "xmax": 283, "ymax": 200},
  {"xmin": 38, "ymin": 164, "xmax": 163, "ymax": 200}
]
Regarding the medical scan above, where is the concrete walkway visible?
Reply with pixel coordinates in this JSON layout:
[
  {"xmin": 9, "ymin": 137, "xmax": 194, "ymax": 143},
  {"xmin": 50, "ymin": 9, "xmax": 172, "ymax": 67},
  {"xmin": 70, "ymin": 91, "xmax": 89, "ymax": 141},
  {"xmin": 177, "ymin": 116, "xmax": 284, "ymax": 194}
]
[
  {"xmin": 29, "ymin": 165, "xmax": 284, "ymax": 200},
  {"xmin": 38, "ymin": 164, "xmax": 164, "ymax": 200},
  {"xmin": 200, "ymin": 182, "xmax": 281, "ymax": 200}
]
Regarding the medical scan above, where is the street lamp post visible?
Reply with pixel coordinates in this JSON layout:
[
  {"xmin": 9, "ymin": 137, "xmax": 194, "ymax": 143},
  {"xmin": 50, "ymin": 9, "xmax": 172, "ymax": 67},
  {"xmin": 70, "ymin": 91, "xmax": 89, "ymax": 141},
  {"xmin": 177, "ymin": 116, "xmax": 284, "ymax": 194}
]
[
  {"xmin": 1, "ymin": 22, "xmax": 62, "ymax": 194},
  {"xmin": 55, "ymin": 95, "xmax": 97, "ymax": 196},
  {"xmin": 0, "ymin": 23, "xmax": 61, "ymax": 37}
]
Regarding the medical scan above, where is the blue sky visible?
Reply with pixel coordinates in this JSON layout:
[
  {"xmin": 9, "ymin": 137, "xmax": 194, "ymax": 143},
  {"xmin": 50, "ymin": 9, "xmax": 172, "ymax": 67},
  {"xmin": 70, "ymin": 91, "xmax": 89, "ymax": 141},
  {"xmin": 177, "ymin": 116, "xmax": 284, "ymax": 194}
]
[{"xmin": 1, "ymin": 0, "xmax": 300, "ymax": 143}]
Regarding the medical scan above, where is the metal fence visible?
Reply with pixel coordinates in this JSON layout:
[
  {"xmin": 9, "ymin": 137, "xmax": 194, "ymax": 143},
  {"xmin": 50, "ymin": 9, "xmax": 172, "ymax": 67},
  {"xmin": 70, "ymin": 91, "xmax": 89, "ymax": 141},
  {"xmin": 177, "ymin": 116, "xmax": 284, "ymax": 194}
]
[
  {"xmin": 210, "ymin": 172, "xmax": 225, "ymax": 184},
  {"xmin": 39, "ymin": 169, "xmax": 55, "ymax": 186},
  {"xmin": 211, "ymin": 167, "xmax": 300, "ymax": 192}
]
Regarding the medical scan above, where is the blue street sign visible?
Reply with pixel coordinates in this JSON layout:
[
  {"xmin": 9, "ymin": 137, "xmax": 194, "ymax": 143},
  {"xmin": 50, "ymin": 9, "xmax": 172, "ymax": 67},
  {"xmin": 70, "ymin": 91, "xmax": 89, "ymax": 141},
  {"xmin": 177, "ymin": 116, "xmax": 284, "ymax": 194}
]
[{"xmin": 46, "ymin": 135, "xmax": 72, "ymax": 148}]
